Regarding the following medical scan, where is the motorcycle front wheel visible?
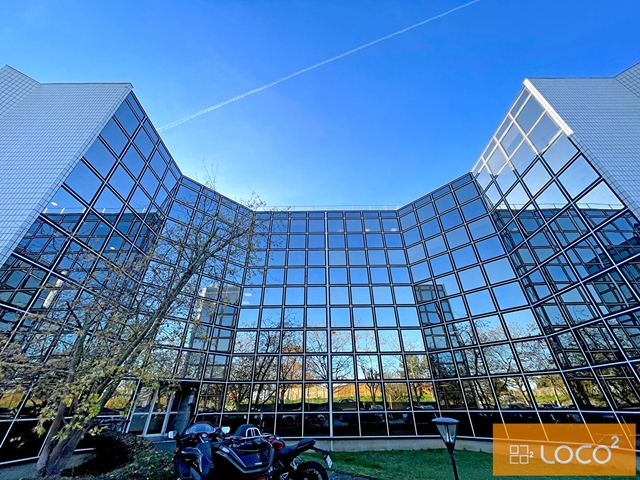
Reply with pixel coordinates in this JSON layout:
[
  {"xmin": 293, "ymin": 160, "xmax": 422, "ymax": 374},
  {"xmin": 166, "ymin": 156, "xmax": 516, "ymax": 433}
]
[{"xmin": 292, "ymin": 461, "xmax": 329, "ymax": 480}]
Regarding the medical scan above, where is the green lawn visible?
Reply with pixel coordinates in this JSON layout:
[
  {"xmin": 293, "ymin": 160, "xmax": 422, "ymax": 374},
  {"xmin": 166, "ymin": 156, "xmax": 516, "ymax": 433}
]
[{"xmin": 304, "ymin": 449, "xmax": 640, "ymax": 480}]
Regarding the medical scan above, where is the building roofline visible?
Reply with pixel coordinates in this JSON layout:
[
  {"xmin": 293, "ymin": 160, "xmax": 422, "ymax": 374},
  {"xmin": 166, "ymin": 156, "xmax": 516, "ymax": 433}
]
[{"xmin": 615, "ymin": 60, "xmax": 640, "ymax": 77}]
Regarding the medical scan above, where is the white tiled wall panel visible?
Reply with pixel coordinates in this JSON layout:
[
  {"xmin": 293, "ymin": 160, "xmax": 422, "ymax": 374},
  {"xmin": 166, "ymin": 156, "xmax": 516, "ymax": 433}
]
[
  {"xmin": 0, "ymin": 66, "xmax": 132, "ymax": 265},
  {"xmin": 528, "ymin": 67, "xmax": 640, "ymax": 220},
  {"xmin": 617, "ymin": 62, "xmax": 640, "ymax": 99}
]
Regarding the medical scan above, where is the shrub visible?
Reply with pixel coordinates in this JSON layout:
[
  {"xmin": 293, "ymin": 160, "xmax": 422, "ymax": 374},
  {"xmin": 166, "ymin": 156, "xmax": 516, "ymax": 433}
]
[
  {"xmin": 63, "ymin": 431, "xmax": 155, "ymax": 477},
  {"xmin": 92, "ymin": 449, "xmax": 173, "ymax": 480}
]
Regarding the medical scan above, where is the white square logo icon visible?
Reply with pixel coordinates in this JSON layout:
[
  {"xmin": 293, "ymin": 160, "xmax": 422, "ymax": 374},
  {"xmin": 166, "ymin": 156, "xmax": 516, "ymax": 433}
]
[{"xmin": 509, "ymin": 444, "xmax": 530, "ymax": 464}]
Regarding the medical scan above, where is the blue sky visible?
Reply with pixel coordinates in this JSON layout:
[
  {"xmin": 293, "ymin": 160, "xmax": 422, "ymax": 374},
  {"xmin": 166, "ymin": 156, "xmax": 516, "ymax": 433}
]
[{"xmin": 2, "ymin": 0, "xmax": 639, "ymax": 208}]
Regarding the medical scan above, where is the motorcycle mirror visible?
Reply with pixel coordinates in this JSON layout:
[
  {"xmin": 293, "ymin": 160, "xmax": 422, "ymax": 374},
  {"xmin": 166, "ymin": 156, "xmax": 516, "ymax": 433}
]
[
  {"xmin": 221, "ymin": 426, "xmax": 231, "ymax": 434},
  {"xmin": 167, "ymin": 431, "xmax": 178, "ymax": 439}
]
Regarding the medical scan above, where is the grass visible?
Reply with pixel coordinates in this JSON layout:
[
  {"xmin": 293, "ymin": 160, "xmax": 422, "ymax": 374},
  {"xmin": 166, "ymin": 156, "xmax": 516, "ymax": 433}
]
[{"xmin": 303, "ymin": 449, "xmax": 640, "ymax": 480}]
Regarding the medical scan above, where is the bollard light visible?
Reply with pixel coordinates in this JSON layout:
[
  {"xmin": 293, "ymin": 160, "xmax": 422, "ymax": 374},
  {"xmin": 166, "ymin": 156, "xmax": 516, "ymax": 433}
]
[{"xmin": 433, "ymin": 417, "xmax": 460, "ymax": 480}]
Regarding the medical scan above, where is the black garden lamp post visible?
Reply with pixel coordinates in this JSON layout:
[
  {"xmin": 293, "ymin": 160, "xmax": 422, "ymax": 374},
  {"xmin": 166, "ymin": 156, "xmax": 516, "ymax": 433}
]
[{"xmin": 433, "ymin": 416, "xmax": 460, "ymax": 480}]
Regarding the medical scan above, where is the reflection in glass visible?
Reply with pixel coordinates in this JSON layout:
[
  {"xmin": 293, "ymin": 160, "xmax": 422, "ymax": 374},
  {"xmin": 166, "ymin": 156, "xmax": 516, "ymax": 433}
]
[
  {"xmin": 566, "ymin": 376, "xmax": 608, "ymax": 409},
  {"xmin": 496, "ymin": 165, "xmax": 517, "ymax": 194},
  {"xmin": 331, "ymin": 331, "xmax": 353, "ymax": 353},
  {"xmin": 487, "ymin": 147, "xmax": 507, "ymax": 175},
  {"xmin": 401, "ymin": 330, "xmax": 425, "ymax": 351},
  {"xmin": 503, "ymin": 309, "xmax": 541, "ymax": 338},
  {"xmin": 458, "ymin": 267, "xmax": 485, "ymax": 292},
  {"xmin": 493, "ymin": 376, "xmax": 533, "ymax": 408},
  {"xmin": 305, "ymin": 356, "xmax": 328, "ymax": 380},
  {"xmin": 332, "ymin": 356, "xmax": 355, "ymax": 380},
  {"xmin": 84, "ymin": 138, "xmax": 117, "ymax": 177},
  {"xmin": 409, "ymin": 381, "xmax": 435, "ymax": 409},
  {"xmin": 558, "ymin": 156, "xmax": 599, "ymax": 199},
  {"xmin": 65, "ymin": 161, "xmax": 102, "ymax": 203},
  {"xmin": 535, "ymin": 181, "xmax": 567, "ymax": 210},
  {"xmin": 510, "ymin": 139, "xmax": 537, "ymax": 175},
  {"xmin": 516, "ymin": 97, "xmax": 543, "ymax": 133},
  {"xmin": 306, "ymin": 384, "xmax": 329, "ymax": 411},
  {"xmin": 306, "ymin": 330, "xmax": 327, "ymax": 353},
  {"xmin": 378, "ymin": 331, "xmax": 401, "ymax": 352},
  {"xmin": 448, "ymin": 321, "xmax": 476, "ymax": 347},
  {"xmin": 381, "ymin": 355, "xmax": 405, "ymax": 380},
  {"xmin": 466, "ymin": 290, "xmax": 496, "ymax": 316},
  {"xmin": 514, "ymin": 339, "xmax": 555, "ymax": 372},
  {"xmin": 523, "ymin": 161, "xmax": 551, "ymax": 196},
  {"xmin": 435, "ymin": 381, "xmax": 465, "ymax": 409},
  {"xmin": 384, "ymin": 382, "xmax": 410, "ymax": 410},
  {"xmin": 452, "ymin": 245, "xmax": 478, "ymax": 269},
  {"xmin": 500, "ymin": 124, "xmax": 523, "ymax": 157},
  {"xmin": 543, "ymin": 134, "xmax": 577, "ymax": 173},
  {"xmin": 100, "ymin": 118, "xmax": 128, "ymax": 156},
  {"xmin": 484, "ymin": 344, "xmax": 519, "ymax": 374},
  {"xmin": 359, "ymin": 383, "xmax": 384, "ymax": 410},
  {"xmin": 483, "ymin": 257, "xmax": 515, "ymax": 284},
  {"xmin": 94, "ymin": 187, "xmax": 123, "ymax": 214},
  {"xmin": 493, "ymin": 282, "xmax": 528, "ymax": 310},
  {"xmin": 463, "ymin": 379, "xmax": 496, "ymax": 409},
  {"xmin": 577, "ymin": 181, "xmax": 623, "ymax": 211},
  {"xmin": 454, "ymin": 183, "xmax": 479, "ymax": 204},
  {"xmin": 528, "ymin": 114, "xmax": 558, "ymax": 152}
]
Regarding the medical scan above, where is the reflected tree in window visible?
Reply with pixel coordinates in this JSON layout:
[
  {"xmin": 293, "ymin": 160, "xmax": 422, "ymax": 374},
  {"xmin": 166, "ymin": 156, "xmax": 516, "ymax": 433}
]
[{"xmin": 0, "ymin": 178, "xmax": 267, "ymax": 477}]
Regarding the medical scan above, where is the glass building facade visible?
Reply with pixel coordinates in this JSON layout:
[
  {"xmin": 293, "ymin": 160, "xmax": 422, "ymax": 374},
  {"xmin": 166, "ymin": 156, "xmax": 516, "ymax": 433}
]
[{"xmin": 1, "ymin": 63, "xmax": 640, "ymax": 462}]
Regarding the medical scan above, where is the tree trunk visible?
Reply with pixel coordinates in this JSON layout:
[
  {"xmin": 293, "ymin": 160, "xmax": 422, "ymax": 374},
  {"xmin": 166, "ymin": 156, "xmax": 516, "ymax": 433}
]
[
  {"xmin": 35, "ymin": 398, "xmax": 67, "ymax": 477},
  {"xmin": 37, "ymin": 427, "xmax": 86, "ymax": 477}
]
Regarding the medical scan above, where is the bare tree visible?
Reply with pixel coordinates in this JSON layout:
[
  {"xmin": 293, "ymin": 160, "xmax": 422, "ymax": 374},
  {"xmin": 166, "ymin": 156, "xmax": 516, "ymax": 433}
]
[{"xmin": 0, "ymin": 187, "xmax": 265, "ymax": 476}]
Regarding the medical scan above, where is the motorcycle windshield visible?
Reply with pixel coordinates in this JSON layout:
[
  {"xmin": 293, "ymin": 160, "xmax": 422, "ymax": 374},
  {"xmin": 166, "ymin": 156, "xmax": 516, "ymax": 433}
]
[{"xmin": 183, "ymin": 422, "xmax": 218, "ymax": 436}]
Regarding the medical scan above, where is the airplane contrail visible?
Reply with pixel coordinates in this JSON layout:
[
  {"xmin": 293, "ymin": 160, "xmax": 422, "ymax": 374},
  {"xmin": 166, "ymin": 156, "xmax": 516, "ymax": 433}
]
[{"xmin": 158, "ymin": 0, "xmax": 481, "ymax": 131}]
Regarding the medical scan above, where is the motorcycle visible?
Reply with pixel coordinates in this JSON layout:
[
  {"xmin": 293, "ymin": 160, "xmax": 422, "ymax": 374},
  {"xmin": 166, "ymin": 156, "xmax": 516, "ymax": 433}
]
[
  {"xmin": 234, "ymin": 424, "xmax": 332, "ymax": 480},
  {"xmin": 168, "ymin": 422, "xmax": 274, "ymax": 480}
]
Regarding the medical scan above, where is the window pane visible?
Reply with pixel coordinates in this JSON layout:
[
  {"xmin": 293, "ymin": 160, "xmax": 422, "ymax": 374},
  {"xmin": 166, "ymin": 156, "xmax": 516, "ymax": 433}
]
[
  {"xmin": 417, "ymin": 203, "xmax": 435, "ymax": 222},
  {"xmin": 351, "ymin": 286, "xmax": 371, "ymax": 304},
  {"xmin": 543, "ymin": 134, "xmax": 577, "ymax": 173},
  {"xmin": 84, "ymin": 139, "xmax": 117, "ymax": 177},
  {"xmin": 529, "ymin": 114, "xmax": 558, "ymax": 152},
  {"xmin": 559, "ymin": 156, "xmax": 599, "ymax": 199},
  {"xmin": 435, "ymin": 194, "xmax": 456, "ymax": 213},
  {"xmin": 115, "ymin": 101, "xmax": 139, "ymax": 136},
  {"xmin": 308, "ymin": 234, "xmax": 325, "ymax": 248},
  {"xmin": 516, "ymin": 97, "xmax": 543, "ymax": 133},
  {"xmin": 501, "ymin": 124, "xmax": 523, "ymax": 156},
  {"xmin": 100, "ymin": 118, "xmax": 128, "ymax": 156},
  {"xmin": 468, "ymin": 216, "xmax": 495, "ymax": 240},
  {"xmin": 446, "ymin": 227, "xmax": 469, "ymax": 248},
  {"xmin": 370, "ymin": 267, "xmax": 390, "ymax": 284},
  {"xmin": 430, "ymin": 254, "xmax": 453, "ymax": 276},
  {"xmin": 307, "ymin": 268, "xmax": 325, "ymax": 284},
  {"xmin": 484, "ymin": 258, "xmax": 515, "ymax": 284},
  {"xmin": 455, "ymin": 183, "xmax": 479, "ymax": 204},
  {"xmin": 452, "ymin": 246, "xmax": 478, "ymax": 269},
  {"xmin": 523, "ymin": 161, "xmax": 551, "ymax": 196},
  {"xmin": 466, "ymin": 290, "xmax": 496, "ymax": 316},
  {"xmin": 493, "ymin": 282, "xmax": 528, "ymax": 309},
  {"xmin": 64, "ymin": 161, "xmax": 102, "ymax": 202},
  {"xmin": 476, "ymin": 237, "xmax": 505, "ymax": 261},
  {"xmin": 440, "ymin": 209, "xmax": 463, "ymax": 230},
  {"xmin": 122, "ymin": 146, "xmax": 145, "ymax": 178},
  {"xmin": 459, "ymin": 266, "xmax": 486, "ymax": 291},
  {"xmin": 330, "ymin": 307, "xmax": 350, "ymax": 327},
  {"xmin": 503, "ymin": 309, "xmax": 541, "ymax": 338},
  {"xmin": 420, "ymin": 218, "xmax": 441, "ymax": 238}
]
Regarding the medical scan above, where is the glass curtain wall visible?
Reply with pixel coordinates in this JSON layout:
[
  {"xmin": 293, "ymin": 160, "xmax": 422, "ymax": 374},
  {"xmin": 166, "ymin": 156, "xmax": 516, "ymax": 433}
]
[{"xmin": 1, "ymin": 83, "xmax": 640, "ymax": 465}]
